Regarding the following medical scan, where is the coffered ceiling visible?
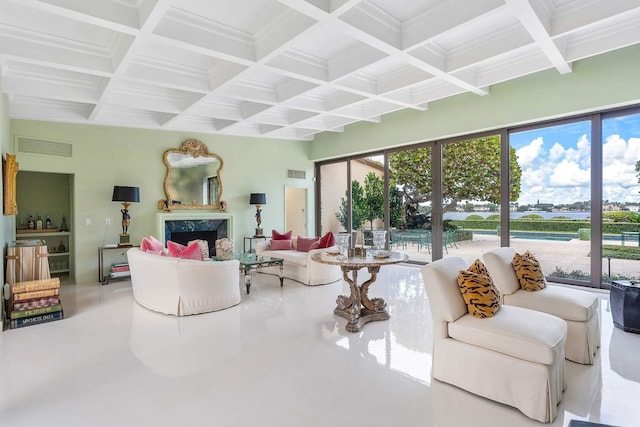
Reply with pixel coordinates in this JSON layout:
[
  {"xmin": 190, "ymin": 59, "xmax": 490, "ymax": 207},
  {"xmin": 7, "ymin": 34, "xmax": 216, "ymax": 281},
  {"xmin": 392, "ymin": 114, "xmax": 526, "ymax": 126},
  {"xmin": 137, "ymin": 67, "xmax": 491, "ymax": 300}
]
[{"xmin": 1, "ymin": 0, "xmax": 639, "ymax": 141}]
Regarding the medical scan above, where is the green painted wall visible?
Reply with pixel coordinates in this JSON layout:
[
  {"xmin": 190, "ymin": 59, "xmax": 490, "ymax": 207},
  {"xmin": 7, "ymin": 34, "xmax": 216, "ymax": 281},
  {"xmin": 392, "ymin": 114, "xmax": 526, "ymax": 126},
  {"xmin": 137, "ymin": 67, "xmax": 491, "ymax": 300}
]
[
  {"xmin": 16, "ymin": 171, "xmax": 71, "ymax": 231},
  {"xmin": 1, "ymin": 74, "xmax": 12, "ymax": 326},
  {"xmin": 310, "ymin": 44, "xmax": 640, "ymax": 160},
  {"xmin": 10, "ymin": 121, "xmax": 315, "ymax": 284}
]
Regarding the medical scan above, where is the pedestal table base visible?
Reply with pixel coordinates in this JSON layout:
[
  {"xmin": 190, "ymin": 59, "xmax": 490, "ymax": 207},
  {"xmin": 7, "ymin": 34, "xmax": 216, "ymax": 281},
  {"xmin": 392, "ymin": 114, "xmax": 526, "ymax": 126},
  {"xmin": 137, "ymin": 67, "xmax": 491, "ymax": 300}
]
[{"xmin": 334, "ymin": 265, "xmax": 388, "ymax": 333}]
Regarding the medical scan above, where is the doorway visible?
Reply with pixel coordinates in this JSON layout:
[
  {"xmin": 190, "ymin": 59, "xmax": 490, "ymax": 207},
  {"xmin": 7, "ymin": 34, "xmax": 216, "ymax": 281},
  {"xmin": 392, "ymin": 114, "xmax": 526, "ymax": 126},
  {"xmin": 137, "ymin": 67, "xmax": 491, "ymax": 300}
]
[{"xmin": 285, "ymin": 187, "xmax": 307, "ymax": 237}]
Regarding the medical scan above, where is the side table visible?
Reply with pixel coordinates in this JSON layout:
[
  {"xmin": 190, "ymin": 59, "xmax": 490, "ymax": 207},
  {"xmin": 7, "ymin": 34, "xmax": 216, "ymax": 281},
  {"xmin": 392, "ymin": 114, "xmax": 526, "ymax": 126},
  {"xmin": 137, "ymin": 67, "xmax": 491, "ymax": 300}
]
[
  {"xmin": 243, "ymin": 236, "xmax": 268, "ymax": 253},
  {"xmin": 98, "ymin": 245, "xmax": 138, "ymax": 285},
  {"xmin": 610, "ymin": 280, "xmax": 640, "ymax": 333}
]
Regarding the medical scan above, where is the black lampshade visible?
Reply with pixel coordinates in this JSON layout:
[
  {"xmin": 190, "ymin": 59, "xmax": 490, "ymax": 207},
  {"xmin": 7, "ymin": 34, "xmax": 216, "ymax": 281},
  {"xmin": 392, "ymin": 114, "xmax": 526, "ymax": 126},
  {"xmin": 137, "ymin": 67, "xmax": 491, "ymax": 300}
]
[
  {"xmin": 112, "ymin": 186, "xmax": 140, "ymax": 203},
  {"xmin": 249, "ymin": 193, "xmax": 266, "ymax": 205}
]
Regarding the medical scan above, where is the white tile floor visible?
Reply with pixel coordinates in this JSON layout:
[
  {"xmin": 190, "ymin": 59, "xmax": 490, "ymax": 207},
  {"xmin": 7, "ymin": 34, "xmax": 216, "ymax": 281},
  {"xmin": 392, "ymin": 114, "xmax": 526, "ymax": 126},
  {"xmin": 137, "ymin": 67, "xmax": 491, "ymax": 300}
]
[{"xmin": 1, "ymin": 266, "xmax": 639, "ymax": 427}]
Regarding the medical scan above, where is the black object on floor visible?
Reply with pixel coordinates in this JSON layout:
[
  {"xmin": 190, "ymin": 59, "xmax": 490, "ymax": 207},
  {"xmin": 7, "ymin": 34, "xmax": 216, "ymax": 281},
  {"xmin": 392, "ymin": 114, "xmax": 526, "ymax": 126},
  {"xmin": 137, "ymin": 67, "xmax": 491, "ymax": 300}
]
[
  {"xmin": 568, "ymin": 420, "xmax": 621, "ymax": 427},
  {"xmin": 610, "ymin": 280, "xmax": 640, "ymax": 333}
]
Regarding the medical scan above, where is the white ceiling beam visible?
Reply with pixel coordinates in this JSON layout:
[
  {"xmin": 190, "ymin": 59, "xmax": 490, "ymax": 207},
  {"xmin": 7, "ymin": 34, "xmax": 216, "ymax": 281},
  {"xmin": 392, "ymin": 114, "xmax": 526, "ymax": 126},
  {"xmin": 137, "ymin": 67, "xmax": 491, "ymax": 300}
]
[{"xmin": 505, "ymin": 0, "xmax": 572, "ymax": 74}]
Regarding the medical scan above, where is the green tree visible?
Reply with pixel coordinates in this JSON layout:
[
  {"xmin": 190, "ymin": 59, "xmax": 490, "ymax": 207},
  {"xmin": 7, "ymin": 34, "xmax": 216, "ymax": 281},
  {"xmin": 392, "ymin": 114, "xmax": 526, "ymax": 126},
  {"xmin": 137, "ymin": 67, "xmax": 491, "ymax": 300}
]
[
  {"xmin": 389, "ymin": 136, "xmax": 522, "ymax": 226},
  {"xmin": 336, "ymin": 173, "xmax": 388, "ymax": 230},
  {"xmin": 389, "ymin": 188, "xmax": 404, "ymax": 228},
  {"xmin": 336, "ymin": 180, "xmax": 366, "ymax": 230},
  {"xmin": 363, "ymin": 172, "xmax": 384, "ymax": 230}
]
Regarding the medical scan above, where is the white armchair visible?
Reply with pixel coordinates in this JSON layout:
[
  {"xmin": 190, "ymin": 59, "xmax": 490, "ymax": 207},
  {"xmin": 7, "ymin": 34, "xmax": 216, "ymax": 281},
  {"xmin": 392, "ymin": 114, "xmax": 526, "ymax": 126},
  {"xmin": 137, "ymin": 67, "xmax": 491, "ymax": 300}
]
[
  {"xmin": 483, "ymin": 247, "xmax": 600, "ymax": 364},
  {"xmin": 421, "ymin": 257, "xmax": 566, "ymax": 423}
]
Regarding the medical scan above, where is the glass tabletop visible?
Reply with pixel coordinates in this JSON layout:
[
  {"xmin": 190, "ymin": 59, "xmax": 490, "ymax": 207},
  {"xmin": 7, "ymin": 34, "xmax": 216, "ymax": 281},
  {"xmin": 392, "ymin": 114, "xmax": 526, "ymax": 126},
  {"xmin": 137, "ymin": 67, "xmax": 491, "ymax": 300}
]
[{"xmin": 213, "ymin": 253, "xmax": 283, "ymax": 266}]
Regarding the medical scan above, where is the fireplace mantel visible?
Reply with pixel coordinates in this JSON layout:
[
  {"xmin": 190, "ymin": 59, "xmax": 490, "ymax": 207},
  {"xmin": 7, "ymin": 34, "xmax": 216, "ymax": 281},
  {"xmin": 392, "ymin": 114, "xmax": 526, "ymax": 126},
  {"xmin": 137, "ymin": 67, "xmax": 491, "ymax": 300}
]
[{"xmin": 156, "ymin": 212, "xmax": 234, "ymax": 246}]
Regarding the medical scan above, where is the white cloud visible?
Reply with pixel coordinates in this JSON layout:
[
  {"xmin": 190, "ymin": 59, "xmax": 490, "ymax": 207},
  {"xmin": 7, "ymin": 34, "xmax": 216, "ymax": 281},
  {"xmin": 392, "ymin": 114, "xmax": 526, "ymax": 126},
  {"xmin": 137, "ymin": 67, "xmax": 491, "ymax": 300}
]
[
  {"xmin": 516, "ymin": 137, "xmax": 543, "ymax": 168},
  {"xmin": 603, "ymin": 134, "xmax": 627, "ymax": 163},
  {"xmin": 624, "ymin": 137, "xmax": 640, "ymax": 163},
  {"xmin": 549, "ymin": 143, "xmax": 564, "ymax": 160},
  {"xmin": 514, "ymin": 129, "xmax": 640, "ymax": 205},
  {"xmin": 549, "ymin": 159, "xmax": 590, "ymax": 186},
  {"xmin": 603, "ymin": 162, "xmax": 637, "ymax": 186}
]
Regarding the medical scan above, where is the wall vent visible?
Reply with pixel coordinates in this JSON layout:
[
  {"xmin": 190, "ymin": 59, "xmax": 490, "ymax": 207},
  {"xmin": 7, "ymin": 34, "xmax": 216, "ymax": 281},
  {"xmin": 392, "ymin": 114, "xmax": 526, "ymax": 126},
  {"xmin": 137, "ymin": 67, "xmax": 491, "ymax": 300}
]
[
  {"xmin": 287, "ymin": 169, "xmax": 306, "ymax": 179},
  {"xmin": 17, "ymin": 137, "xmax": 72, "ymax": 158}
]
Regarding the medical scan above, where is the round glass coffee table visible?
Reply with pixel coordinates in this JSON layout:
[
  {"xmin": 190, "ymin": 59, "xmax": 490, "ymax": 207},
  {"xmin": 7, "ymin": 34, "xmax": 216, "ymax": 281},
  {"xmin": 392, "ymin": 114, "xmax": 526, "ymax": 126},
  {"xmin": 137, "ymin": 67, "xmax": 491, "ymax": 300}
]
[{"xmin": 312, "ymin": 251, "xmax": 408, "ymax": 332}]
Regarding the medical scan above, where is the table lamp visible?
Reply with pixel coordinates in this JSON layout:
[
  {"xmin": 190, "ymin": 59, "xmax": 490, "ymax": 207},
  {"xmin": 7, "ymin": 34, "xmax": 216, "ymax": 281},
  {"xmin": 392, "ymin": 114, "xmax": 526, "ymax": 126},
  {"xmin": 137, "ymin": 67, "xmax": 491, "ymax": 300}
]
[
  {"xmin": 112, "ymin": 185, "xmax": 140, "ymax": 247},
  {"xmin": 250, "ymin": 193, "xmax": 266, "ymax": 237}
]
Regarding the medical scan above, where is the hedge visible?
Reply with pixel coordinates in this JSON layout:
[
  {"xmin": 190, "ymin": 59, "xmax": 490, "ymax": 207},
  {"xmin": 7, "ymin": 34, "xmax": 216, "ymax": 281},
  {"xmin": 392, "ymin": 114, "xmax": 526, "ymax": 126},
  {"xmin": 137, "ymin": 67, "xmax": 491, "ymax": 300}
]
[{"xmin": 450, "ymin": 219, "xmax": 640, "ymax": 234}]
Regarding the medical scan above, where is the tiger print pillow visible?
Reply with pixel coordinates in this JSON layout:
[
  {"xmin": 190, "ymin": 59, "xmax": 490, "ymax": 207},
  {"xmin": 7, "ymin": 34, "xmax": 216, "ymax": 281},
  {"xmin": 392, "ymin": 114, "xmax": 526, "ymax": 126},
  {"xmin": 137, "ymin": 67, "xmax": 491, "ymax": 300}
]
[
  {"xmin": 457, "ymin": 259, "xmax": 501, "ymax": 318},
  {"xmin": 512, "ymin": 251, "xmax": 546, "ymax": 292}
]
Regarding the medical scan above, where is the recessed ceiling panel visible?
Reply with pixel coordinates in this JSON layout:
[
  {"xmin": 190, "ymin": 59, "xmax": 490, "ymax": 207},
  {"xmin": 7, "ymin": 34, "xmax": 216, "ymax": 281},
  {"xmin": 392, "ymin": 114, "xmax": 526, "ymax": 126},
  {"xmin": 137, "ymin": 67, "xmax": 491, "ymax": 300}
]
[
  {"xmin": 172, "ymin": 0, "xmax": 288, "ymax": 35},
  {"xmin": 366, "ymin": 0, "xmax": 439, "ymax": 22}
]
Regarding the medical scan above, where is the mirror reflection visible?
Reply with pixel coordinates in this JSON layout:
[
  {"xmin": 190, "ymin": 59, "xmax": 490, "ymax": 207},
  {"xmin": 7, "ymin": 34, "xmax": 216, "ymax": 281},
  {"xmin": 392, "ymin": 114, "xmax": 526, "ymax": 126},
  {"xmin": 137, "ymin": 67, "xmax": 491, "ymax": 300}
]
[{"xmin": 161, "ymin": 139, "xmax": 223, "ymax": 211}]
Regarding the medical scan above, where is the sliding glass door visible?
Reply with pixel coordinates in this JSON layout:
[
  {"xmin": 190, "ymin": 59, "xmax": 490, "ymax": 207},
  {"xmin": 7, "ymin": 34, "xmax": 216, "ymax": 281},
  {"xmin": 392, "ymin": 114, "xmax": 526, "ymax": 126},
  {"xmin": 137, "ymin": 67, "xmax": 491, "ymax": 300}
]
[
  {"xmin": 316, "ymin": 105, "xmax": 640, "ymax": 287},
  {"xmin": 601, "ymin": 112, "xmax": 640, "ymax": 284},
  {"xmin": 509, "ymin": 120, "xmax": 592, "ymax": 285},
  {"xmin": 389, "ymin": 146, "xmax": 433, "ymax": 263},
  {"xmin": 319, "ymin": 161, "xmax": 348, "ymax": 236}
]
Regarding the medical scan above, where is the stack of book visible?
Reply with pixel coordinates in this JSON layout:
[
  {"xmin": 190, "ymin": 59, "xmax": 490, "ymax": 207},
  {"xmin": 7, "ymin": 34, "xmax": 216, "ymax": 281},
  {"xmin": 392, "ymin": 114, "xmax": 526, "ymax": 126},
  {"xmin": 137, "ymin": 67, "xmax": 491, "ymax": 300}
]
[
  {"xmin": 110, "ymin": 262, "xmax": 130, "ymax": 279},
  {"xmin": 8, "ymin": 278, "xmax": 64, "ymax": 329}
]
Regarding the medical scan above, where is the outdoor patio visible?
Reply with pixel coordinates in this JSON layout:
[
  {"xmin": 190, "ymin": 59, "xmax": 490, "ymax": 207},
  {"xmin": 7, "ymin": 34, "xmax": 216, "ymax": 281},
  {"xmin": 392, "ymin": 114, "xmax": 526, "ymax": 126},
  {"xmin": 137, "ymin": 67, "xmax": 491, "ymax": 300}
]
[{"xmin": 391, "ymin": 232, "xmax": 639, "ymax": 282}]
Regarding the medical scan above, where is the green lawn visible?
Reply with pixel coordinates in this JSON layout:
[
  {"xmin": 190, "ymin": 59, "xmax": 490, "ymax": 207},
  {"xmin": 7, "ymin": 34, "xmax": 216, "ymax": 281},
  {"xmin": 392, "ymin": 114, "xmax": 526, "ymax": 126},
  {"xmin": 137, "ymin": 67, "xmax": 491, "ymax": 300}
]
[{"xmin": 603, "ymin": 245, "xmax": 640, "ymax": 260}]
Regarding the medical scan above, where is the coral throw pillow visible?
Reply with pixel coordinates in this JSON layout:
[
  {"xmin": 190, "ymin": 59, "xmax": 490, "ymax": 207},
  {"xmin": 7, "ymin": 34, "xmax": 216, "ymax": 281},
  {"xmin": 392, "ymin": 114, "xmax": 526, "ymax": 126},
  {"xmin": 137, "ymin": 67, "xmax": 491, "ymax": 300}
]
[
  {"xmin": 272, "ymin": 230, "xmax": 293, "ymax": 240},
  {"xmin": 167, "ymin": 241, "xmax": 204, "ymax": 260},
  {"xmin": 270, "ymin": 239, "xmax": 292, "ymax": 250},
  {"xmin": 457, "ymin": 259, "xmax": 501, "ymax": 319},
  {"xmin": 318, "ymin": 231, "xmax": 335, "ymax": 248},
  {"xmin": 141, "ymin": 236, "xmax": 164, "ymax": 255},
  {"xmin": 297, "ymin": 236, "xmax": 320, "ymax": 252},
  {"xmin": 512, "ymin": 251, "xmax": 547, "ymax": 292}
]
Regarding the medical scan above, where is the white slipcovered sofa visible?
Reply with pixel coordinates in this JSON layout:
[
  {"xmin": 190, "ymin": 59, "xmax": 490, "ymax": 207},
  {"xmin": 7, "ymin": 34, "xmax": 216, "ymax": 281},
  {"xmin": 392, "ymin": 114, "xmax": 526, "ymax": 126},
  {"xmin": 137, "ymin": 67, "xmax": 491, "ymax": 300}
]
[
  {"xmin": 255, "ymin": 239, "xmax": 342, "ymax": 286},
  {"xmin": 422, "ymin": 257, "xmax": 567, "ymax": 423},
  {"xmin": 482, "ymin": 247, "xmax": 601, "ymax": 365},
  {"xmin": 127, "ymin": 248, "xmax": 241, "ymax": 316}
]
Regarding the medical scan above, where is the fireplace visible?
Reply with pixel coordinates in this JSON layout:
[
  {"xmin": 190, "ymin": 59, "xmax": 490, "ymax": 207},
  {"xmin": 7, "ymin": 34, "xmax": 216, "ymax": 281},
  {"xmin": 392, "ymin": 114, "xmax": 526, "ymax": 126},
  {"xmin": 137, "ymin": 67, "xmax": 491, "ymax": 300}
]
[{"xmin": 156, "ymin": 212, "xmax": 234, "ymax": 257}]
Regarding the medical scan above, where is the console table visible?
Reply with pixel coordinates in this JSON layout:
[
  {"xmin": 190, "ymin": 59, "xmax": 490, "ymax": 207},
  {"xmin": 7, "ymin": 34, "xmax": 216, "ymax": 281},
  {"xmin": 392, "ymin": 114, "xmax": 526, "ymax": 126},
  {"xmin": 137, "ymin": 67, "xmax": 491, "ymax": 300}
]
[
  {"xmin": 98, "ymin": 245, "xmax": 138, "ymax": 285},
  {"xmin": 311, "ymin": 251, "xmax": 408, "ymax": 332},
  {"xmin": 243, "ymin": 236, "xmax": 267, "ymax": 253}
]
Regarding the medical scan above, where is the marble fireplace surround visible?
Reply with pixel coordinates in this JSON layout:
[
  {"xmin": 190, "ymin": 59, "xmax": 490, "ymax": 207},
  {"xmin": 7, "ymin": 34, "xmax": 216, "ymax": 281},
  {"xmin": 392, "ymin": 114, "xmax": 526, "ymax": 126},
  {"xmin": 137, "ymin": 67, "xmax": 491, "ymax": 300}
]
[{"xmin": 156, "ymin": 212, "xmax": 234, "ymax": 256}]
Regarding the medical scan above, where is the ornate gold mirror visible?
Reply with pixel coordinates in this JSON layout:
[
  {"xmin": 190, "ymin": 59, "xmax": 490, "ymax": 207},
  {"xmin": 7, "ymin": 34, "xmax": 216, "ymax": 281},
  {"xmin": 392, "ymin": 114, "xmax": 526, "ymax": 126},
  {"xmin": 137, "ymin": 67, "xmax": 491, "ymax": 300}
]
[{"xmin": 160, "ymin": 139, "xmax": 223, "ymax": 211}]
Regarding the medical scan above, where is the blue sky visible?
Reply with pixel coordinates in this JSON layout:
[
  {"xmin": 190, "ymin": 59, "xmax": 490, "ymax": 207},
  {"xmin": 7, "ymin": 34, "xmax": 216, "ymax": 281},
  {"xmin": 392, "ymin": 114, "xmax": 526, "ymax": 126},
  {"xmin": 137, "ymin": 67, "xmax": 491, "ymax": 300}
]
[{"xmin": 509, "ymin": 113, "xmax": 640, "ymax": 206}]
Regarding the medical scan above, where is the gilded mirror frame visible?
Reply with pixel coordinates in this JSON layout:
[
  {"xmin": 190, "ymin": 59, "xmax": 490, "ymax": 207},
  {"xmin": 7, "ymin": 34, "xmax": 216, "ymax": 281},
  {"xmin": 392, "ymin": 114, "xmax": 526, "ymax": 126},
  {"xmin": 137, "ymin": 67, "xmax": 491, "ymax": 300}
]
[
  {"xmin": 3, "ymin": 154, "xmax": 19, "ymax": 216},
  {"xmin": 159, "ymin": 139, "xmax": 224, "ymax": 211}
]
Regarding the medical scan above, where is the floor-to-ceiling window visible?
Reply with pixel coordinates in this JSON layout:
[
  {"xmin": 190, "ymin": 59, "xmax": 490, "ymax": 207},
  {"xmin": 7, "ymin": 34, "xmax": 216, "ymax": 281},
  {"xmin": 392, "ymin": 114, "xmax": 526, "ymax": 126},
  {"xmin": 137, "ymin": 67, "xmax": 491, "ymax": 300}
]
[
  {"xmin": 508, "ymin": 120, "xmax": 593, "ymax": 285},
  {"xmin": 316, "ymin": 104, "xmax": 640, "ymax": 288},
  {"xmin": 348, "ymin": 155, "xmax": 385, "ymax": 248},
  {"xmin": 601, "ymin": 111, "xmax": 640, "ymax": 284},
  {"xmin": 388, "ymin": 145, "xmax": 433, "ymax": 263},
  {"xmin": 319, "ymin": 161, "xmax": 348, "ymax": 236},
  {"xmin": 441, "ymin": 134, "xmax": 508, "ymax": 261}
]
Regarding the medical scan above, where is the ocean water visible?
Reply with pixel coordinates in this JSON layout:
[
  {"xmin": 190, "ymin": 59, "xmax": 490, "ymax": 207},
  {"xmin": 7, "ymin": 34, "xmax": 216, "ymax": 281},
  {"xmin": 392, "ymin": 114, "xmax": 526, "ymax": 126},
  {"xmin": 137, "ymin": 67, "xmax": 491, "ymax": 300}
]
[{"xmin": 444, "ymin": 211, "xmax": 591, "ymax": 221}]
